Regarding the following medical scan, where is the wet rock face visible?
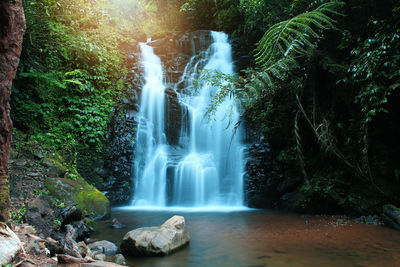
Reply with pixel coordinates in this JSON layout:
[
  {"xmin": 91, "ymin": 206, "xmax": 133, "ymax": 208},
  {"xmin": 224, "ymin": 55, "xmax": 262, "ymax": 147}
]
[
  {"xmin": 243, "ymin": 134, "xmax": 304, "ymax": 210},
  {"xmin": 0, "ymin": 0, "xmax": 25, "ymax": 221},
  {"xmin": 102, "ymin": 50, "xmax": 141, "ymax": 206},
  {"xmin": 103, "ymin": 107, "xmax": 138, "ymax": 205},
  {"xmin": 104, "ymin": 31, "xmax": 214, "ymax": 206},
  {"xmin": 244, "ymin": 141, "xmax": 279, "ymax": 208}
]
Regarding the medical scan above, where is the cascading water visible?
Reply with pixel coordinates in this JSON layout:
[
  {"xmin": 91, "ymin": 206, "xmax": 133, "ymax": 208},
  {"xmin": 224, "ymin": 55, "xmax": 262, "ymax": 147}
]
[
  {"xmin": 132, "ymin": 42, "xmax": 168, "ymax": 206},
  {"xmin": 131, "ymin": 32, "xmax": 245, "ymax": 209}
]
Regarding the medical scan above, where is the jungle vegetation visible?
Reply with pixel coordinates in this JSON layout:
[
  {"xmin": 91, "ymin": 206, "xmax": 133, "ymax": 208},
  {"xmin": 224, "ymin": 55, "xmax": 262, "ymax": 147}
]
[{"xmin": 11, "ymin": 0, "xmax": 400, "ymax": 213}]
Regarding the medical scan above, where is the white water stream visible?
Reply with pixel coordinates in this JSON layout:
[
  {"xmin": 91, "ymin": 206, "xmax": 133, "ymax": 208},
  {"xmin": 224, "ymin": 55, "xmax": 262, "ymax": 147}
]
[{"xmin": 131, "ymin": 32, "xmax": 245, "ymax": 210}]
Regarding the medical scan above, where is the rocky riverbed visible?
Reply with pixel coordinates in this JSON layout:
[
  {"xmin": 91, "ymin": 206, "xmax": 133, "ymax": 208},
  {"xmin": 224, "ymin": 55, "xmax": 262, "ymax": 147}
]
[{"xmin": 1, "ymin": 133, "xmax": 127, "ymax": 266}]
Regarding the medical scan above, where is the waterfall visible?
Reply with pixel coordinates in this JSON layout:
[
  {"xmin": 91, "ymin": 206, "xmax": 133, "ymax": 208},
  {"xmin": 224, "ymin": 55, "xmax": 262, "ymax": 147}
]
[
  {"xmin": 132, "ymin": 42, "xmax": 168, "ymax": 206},
  {"xmin": 131, "ymin": 31, "xmax": 245, "ymax": 209}
]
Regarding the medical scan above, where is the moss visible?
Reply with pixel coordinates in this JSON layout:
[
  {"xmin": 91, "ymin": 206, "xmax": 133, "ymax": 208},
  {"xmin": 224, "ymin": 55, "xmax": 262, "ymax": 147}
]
[
  {"xmin": 0, "ymin": 176, "xmax": 9, "ymax": 206},
  {"xmin": 45, "ymin": 177, "xmax": 110, "ymax": 220},
  {"xmin": 75, "ymin": 186, "xmax": 110, "ymax": 218}
]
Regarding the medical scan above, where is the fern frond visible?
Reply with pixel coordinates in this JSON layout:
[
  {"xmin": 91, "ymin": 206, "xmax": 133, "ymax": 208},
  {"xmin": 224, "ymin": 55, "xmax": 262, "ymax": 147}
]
[{"xmin": 255, "ymin": 2, "xmax": 344, "ymax": 69}]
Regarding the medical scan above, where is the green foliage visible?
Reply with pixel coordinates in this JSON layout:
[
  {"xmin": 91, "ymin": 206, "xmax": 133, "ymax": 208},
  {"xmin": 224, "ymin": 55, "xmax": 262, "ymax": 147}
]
[
  {"xmin": 255, "ymin": 2, "xmax": 344, "ymax": 70},
  {"xmin": 198, "ymin": 0, "xmax": 400, "ymax": 212},
  {"xmin": 343, "ymin": 21, "xmax": 400, "ymax": 122},
  {"xmin": 237, "ymin": 0, "xmax": 290, "ymax": 40},
  {"xmin": 12, "ymin": 0, "xmax": 131, "ymax": 161},
  {"xmin": 200, "ymin": 2, "xmax": 344, "ymax": 123},
  {"xmin": 10, "ymin": 206, "xmax": 26, "ymax": 224},
  {"xmin": 33, "ymin": 188, "xmax": 50, "ymax": 197},
  {"xmin": 180, "ymin": 0, "xmax": 219, "ymax": 29},
  {"xmin": 53, "ymin": 218, "xmax": 62, "ymax": 228}
]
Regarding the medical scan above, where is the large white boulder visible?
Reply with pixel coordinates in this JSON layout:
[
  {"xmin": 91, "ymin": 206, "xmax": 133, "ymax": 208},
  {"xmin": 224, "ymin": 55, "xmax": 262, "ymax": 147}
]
[
  {"xmin": 0, "ymin": 222, "xmax": 23, "ymax": 265},
  {"xmin": 120, "ymin": 216, "xmax": 190, "ymax": 256}
]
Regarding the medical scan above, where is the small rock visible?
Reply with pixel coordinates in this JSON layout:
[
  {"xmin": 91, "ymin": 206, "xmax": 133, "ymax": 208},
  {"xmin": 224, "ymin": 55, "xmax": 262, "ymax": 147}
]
[
  {"xmin": 365, "ymin": 215, "xmax": 379, "ymax": 225},
  {"xmin": 70, "ymin": 220, "xmax": 94, "ymax": 240},
  {"xmin": 88, "ymin": 240, "xmax": 118, "ymax": 256},
  {"xmin": 113, "ymin": 254, "xmax": 126, "ymax": 265},
  {"xmin": 78, "ymin": 241, "xmax": 90, "ymax": 257},
  {"xmin": 45, "ymin": 237, "xmax": 62, "ymax": 255},
  {"xmin": 110, "ymin": 218, "xmax": 124, "ymax": 229},
  {"xmin": 27, "ymin": 172, "xmax": 40, "ymax": 177},
  {"xmin": 26, "ymin": 239, "xmax": 41, "ymax": 255},
  {"xmin": 94, "ymin": 253, "xmax": 106, "ymax": 261},
  {"xmin": 357, "ymin": 216, "xmax": 366, "ymax": 223}
]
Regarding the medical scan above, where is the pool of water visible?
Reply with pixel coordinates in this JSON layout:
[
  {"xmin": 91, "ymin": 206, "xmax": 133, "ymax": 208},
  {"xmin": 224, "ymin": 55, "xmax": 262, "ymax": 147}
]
[{"xmin": 93, "ymin": 209, "xmax": 400, "ymax": 267}]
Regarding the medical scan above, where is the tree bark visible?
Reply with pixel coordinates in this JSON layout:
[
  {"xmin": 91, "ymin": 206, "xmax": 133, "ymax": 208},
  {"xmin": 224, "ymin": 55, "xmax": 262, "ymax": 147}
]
[{"xmin": 0, "ymin": 0, "xmax": 25, "ymax": 222}]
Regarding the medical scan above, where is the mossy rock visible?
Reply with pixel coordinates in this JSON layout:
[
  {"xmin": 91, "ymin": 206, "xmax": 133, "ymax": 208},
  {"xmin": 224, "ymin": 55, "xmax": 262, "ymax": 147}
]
[
  {"xmin": 45, "ymin": 177, "xmax": 110, "ymax": 220},
  {"xmin": 42, "ymin": 155, "xmax": 69, "ymax": 178}
]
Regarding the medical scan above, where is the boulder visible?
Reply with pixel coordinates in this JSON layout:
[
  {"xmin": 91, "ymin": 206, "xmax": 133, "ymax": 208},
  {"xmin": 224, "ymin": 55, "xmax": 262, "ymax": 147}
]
[
  {"xmin": 62, "ymin": 224, "xmax": 82, "ymax": 258},
  {"xmin": 120, "ymin": 215, "xmax": 190, "ymax": 256},
  {"xmin": 24, "ymin": 198, "xmax": 56, "ymax": 237},
  {"xmin": 382, "ymin": 204, "xmax": 400, "ymax": 230},
  {"xmin": 88, "ymin": 240, "xmax": 118, "ymax": 256},
  {"xmin": 59, "ymin": 206, "xmax": 83, "ymax": 227},
  {"xmin": 45, "ymin": 177, "xmax": 110, "ymax": 220},
  {"xmin": 69, "ymin": 220, "xmax": 94, "ymax": 241},
  {"xmin": 0, "ymin": 222, "xmax": 23, "ymax": 265},
  {"xmin": 383, "ymin": 204, "xmax": 400, "ymax": 224},
  {"xmin": 113, "ymin": 254, "xmax": 126, "ymax": 265}
]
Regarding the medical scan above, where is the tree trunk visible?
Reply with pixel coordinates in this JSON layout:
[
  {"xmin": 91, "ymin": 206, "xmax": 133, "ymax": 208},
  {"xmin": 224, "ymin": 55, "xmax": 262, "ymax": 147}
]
[{"xmin": 0, "ymin": 0, "xmax": 25, "ymax": 222}]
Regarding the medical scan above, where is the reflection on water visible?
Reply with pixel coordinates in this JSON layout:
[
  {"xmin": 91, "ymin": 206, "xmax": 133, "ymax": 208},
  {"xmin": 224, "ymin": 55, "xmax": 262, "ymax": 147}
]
[{"xmin": 93, "ymin": 209, "xmax": 400, "ymax": 267}]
